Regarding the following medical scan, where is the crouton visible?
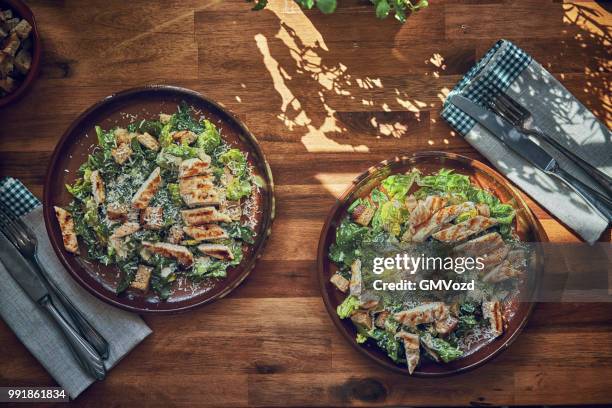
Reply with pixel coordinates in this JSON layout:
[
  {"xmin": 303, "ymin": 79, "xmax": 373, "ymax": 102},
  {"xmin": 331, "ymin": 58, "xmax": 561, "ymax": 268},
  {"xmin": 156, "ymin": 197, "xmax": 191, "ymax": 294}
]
[
  {"xmin": 111, "ymin": 142, "xmax": 132, "ymax": 165},
  {"xmin": 113, "ymin": 128, "xmax": 131, "ymax": 144},
  {"xmin": 13, "ymin": 49, "xmax": 30, "ymax": 74},
  {"xmin": 167, "ymin": 224, "xmax": 184, "ymax": 244},
  {"xmin": 0, "ymin": 9, "xmax": 13, "ymax": 21},
  {"xmin": 130, "ymin": 265, "xmax": 152, "ymax": 292},
  {"xmin": 2, "ymin": 32, "xmax": 20, "ymax": 56},
  {"xmin": 135, "ymin": 132, "xmax": 160, "ymax": 151},
  {"xmin": 11, "ymin": 19, "xmax": 31, "ymax": 39},
  {"xmin": 329, "ymin": 273, "xmax": 349, "ymax": 293},
  {"xmin": 142, "ymin": 241, "xmax": 194, "ymax": 267},
  {"xmin": 4, "ymin": 18, "xmax": 19, "ymax": 32},
  {"xmin": 131, "ymin": 167, "xmax": 161, "ymax": 209},
  {"xmin": 0, "ymin": 77, "xmax": 15, "ymax": 93},
  {"xmin": 106, "ymin": 202, "xmax": 129, "ymax": 221},
  {"xmin": 141, "ymin": 206, "xmax": 164, "ymax": 230},
  {"xmin": 181, "ymin": 206, "xmax": 231, "ymax": 225},
  {"xmin": 351, "ymin": 204, "xmax": 374, "ymax": 226},
  {"xmin": 197, "ymin": 243, "xmax": 234, "ymax": 261},
  {"xmin": 54, "ymin": 206, "xmax": 79, "ymax": 254},
  {"xmin": 171, "ymin": 130, "xmax": 197, "ymax": 145}
]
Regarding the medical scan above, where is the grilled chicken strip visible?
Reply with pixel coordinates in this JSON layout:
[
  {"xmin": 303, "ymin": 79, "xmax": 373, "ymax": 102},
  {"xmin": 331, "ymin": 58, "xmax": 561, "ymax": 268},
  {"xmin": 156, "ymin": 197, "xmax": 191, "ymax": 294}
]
[
  {"xmin": 434, "ymin": 316, "xmax": 458, "ymax": 336},
  {"xmin": 179, "ymin": 157, "xmax": 211, "ymax": 179},
  {"xmin": 142, "ymin": 241, "xmax": 194, "ymax": 267},
  {"xmin": 412, "ymin": 202, "xmax": 475, "ymax": 242},
  {"xmin": 183, "ymin": 225, "xmax": 229, "ymax": 242},
  {"xmin": 54, "ymin": 207, "xmax": 79, "ymax": 254},
  {"xmin": 350, "ymin": 311, "xmax": 372, "ymax": 330},
  {"xmin": 394, "ymin": 302, "xmax": 448, "ymax": 327},
  {"xmin": 349, "ymin": 259, "xmax": 362, "ymax": 297},
  {"xmin": 375, "ymin": 310, "xmax": 390, "ymax": 329},
  {"xmin": 453, "ymin": 232, "xmax": 505, "ymax": 257},
  {"xmin": 131, "ymin": 167, "xmax": 161, "ymax": 209},
  {"xmin": 482, "ymin": 259, "xmax": 521, "ymax": 283},
  {"xmin": 179, "ymin": 174, "xmax": 219, "ymax": 207},
  {"xmin": 396, "ymin": 331, "xmax": 420, "ymax": 374},
  {"xmin": 90, "ymin": 170, "xmax": 105, "ymax": 205},
  {"xmin": 110, "ymin": 222, "xmax": 140, "ymax": 239},
  {"xmin": 197, "ymin": 243, "xmax": 234, "ymax": 261},
  {"xmin": 432, "ymin": 215, "xmax": 498, "ymax": 242},
  {"xmin": 409, "ymin": 195, "xmax": 446, "ymax": 228},
  {"xmin": 482, "ymin": 301, "xmax": 504, "ymax": 337},
  {"xmin": 181, "ymin": 206, "xmax": 232, "ymax": 225}
]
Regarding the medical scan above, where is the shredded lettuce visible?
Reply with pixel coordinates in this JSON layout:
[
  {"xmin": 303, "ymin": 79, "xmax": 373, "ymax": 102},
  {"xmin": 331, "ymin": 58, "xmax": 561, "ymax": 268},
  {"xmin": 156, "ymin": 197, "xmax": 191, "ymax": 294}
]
[
  {"xmin": 422, "ymin": 333, "xmax": 463, "ymax": 363},
  {"xmin": 226, "ymin": 223, "xmax": 255, "ymax": 244},
  {"xmin": 226, "ymin": 178, "xmax": 252, "ymax": 201},
  {"xmin": 66, "ymin": 168, "xmax": 92, "ymax": 201},
  {"xmin": 374, "ymin": 199, "xmax": 407, "ymax": 237},
  {"xmin": 219, "ymin": 148, "xmax": 248, "ymax": 177},
  {"xmin": 381, "ymin": 170, "xmax": 419, "ymax": 200},
  {"xmin": 167, "ymin": 183, "xmax": 182, "ymax": 205},
  {"xmin": 190, "ymin": 257, "xmax": 227, "ymax": 279},
  {"xmin": 336, "ymin": 295, "xmax": 360, "ymax": 319},
  {"xmin": 328, "ymin": 219, "xmax": 369, "ymax": 267},
  {"xmin": 95, "ymin": 126, "xmax": 116, "ymax": 161},
  {"xmin": 197, "ymin": 120, "xmax": 222, "ymax": 154}
]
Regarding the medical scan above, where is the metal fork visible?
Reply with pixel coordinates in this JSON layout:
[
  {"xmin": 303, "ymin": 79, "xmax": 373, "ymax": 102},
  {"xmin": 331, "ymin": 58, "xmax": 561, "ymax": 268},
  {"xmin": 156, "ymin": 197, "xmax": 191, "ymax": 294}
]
[
  {"xmin": 490, "ymin": 92, "xmax": 612, "ymax": 198},
  {"xmin": 0, "ymin": 203, "xmax": 110, "ymax": 360}
]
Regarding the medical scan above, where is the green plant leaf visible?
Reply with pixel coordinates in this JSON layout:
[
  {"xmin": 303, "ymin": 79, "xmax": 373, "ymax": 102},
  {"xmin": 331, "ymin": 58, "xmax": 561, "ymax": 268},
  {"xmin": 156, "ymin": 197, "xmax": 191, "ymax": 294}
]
[
  {"xmin": 316, "ymin": 0, "xmax": 337, "ymax": 14},
  {"xmin": 376, "ymin": 0, "xmax": 390, "ymax": 18}
]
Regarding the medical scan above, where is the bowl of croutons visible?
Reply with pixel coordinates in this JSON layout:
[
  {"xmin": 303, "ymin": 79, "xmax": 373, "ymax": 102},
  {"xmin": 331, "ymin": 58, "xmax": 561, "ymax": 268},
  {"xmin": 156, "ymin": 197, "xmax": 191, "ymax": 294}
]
[{"xmin": 0, "ymin": 0, "xmax": 41, "ymax": 107}]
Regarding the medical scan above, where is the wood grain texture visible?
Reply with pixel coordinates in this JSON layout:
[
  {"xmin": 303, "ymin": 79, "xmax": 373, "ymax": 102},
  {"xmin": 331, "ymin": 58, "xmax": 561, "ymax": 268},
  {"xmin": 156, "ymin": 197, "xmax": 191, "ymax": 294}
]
[{"xmin": 0, "ymin": 0, "xmax": 611, "ymax": 406}]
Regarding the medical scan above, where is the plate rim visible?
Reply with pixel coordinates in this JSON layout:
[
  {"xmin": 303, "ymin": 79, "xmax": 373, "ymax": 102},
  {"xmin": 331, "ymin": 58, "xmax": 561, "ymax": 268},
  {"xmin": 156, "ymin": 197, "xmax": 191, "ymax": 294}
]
[
  {"xmin": 316, "ymin": 151, "xmax": 548, "ymax": 377},
  {"xmin": 42, "ymin": 85, "xmax": 275, "ymax": 314}
]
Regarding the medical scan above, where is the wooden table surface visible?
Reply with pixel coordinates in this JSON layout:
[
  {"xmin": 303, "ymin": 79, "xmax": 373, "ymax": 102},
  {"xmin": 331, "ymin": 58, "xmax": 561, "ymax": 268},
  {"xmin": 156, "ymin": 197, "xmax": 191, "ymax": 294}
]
[{"xmin": 1, "ymin": 0, "xmax": 611, "ymax": 406}]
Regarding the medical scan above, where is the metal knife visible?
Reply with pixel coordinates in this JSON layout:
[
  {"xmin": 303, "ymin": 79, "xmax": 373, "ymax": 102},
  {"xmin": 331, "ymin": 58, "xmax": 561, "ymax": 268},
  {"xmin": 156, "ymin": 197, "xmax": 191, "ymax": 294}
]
[
  {"xmin": 0, "ymin": 232, "xmax": 106, "ymax": 380},
  {"xmin": 449, "ymin": 94, "xmax": 612, "ymax": 223}
]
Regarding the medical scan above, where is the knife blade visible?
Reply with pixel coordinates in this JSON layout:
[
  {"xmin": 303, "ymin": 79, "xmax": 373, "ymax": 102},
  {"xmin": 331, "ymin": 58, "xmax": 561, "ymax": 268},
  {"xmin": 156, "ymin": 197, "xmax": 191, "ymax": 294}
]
[
  {"xmin": 0, "ymin": 231, "xmax": 48, "ymax": 302},
  {"xmin": 449, "ymin": 94, "xmax": 612, "ymax": 222}
]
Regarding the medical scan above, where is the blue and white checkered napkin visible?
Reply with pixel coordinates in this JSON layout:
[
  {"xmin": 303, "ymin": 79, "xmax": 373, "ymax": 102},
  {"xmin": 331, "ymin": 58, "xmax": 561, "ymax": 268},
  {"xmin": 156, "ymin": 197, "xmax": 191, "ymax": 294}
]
[
  {"xmin": 0, "ymin": 177, "xmax": 152, "ymax": 399},
  {"xmin": 441, "ymin": 40, "xmax": 611, "ymax": 243}
]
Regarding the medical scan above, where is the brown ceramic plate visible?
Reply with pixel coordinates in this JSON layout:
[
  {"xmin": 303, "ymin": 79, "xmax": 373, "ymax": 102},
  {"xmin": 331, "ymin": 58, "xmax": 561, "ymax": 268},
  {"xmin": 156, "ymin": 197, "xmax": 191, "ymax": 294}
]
[
  {"xmin": 43, "ymin": 86, "xmax": 275, "ymax": 313},
  {"xmin": 317, "ymin": 151, "xmax": 547, "ymax": 376},
  {"xmin": 0, "ymin": 0, "xmax": 42, "ymax": 107}
]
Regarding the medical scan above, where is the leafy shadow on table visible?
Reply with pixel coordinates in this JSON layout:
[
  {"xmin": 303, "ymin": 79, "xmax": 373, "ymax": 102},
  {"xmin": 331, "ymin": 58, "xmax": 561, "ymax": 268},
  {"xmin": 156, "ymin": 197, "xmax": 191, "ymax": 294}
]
[{"xmin": 250, "ymin": 0, "xmax": 449, "ymax": 155}]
